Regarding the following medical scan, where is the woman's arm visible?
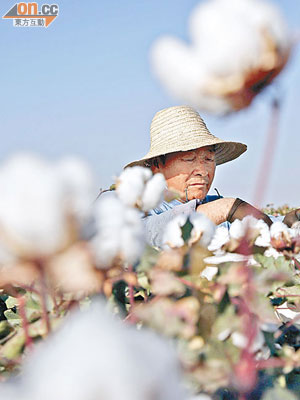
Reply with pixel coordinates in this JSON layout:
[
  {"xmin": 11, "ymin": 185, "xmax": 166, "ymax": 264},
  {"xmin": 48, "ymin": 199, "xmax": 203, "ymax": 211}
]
[{"xmin": 196, "ymin": 197, "xmax": 273, "ymax": 226}]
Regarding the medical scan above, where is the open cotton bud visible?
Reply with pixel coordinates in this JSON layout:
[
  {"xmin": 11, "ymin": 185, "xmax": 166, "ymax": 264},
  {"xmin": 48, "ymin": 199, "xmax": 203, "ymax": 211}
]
[
  {"xmin": 90, "ymin": 196, "xmax": 145, "ymax": 268},
  {"xmin": 163, "ymin": 212, "xmax": 215, "ymax": 249},
  {"xmin": 208, "ymin": 226, "xmax": 230, "ymax": 252},
  {"xmin": 189, "ymin": 213, "xmax": 216, "ymax": 246},
  {"xmin": 275, "ymin": 302, "xmax": 300, "ymax": 327},
  {"xmin": 231, "ymin": 330, "xmax": 265, "ymax": 353},
  {"xmin": 163, "ymin": 214, "xmax": 186, "ymax": 249},
  {"xmin": 201, "ymin": 266, "xmax": 218, "ymax": 281},
  {"xmin": 270, "ymin": 221, "xmax": 292, "ymax": 249},
  {"xmin": 0, "ymin": 153, "xmax": 94, "ymax": 259},
  {"xmin": 141, "ymin": 173, "xmax": 166, "ymax": 212},
  {"xmin": 116, "ymin": 166, "xmax": 152, "ymax": 207},
  {"xmin": 56, "ymin": 156, "xmax": 96, "ymax": 220},
  {"xmin": 0, "ymin": 300, "xmax": 185, "ymax": 400},
  {"xmin": 116, "ymin": 166, "xmax": 166, "ymax": 212},
  {"xmin": 229, "ymin": 216, "xmax": 270, "ymax": 247},
  {"xmin": 151, "ymin": 0, "xmax": 291, "ymax": 114}
]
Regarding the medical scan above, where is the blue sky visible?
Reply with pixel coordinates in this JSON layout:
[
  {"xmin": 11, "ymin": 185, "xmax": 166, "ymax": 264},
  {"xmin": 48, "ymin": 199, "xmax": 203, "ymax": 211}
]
[{"xmin": 0, "ymin": 0, "xmax": 299, "ymax": 206}]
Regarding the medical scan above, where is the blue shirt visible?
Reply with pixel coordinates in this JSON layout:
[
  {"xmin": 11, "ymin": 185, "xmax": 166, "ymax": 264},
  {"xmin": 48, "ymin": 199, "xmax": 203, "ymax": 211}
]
[{"xmin": 149, "ymin": 195, "xmax": 222, "ymax": 216}]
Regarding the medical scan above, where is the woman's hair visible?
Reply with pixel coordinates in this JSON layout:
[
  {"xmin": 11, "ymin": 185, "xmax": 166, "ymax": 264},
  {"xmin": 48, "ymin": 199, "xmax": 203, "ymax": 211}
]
[
  {"xmin": 145, "ymin": 155, "xmax": 167, "ymax": 169},
  {"xmin": 145, "ymin": 145, "xmax": 217, "ymax": 169}
]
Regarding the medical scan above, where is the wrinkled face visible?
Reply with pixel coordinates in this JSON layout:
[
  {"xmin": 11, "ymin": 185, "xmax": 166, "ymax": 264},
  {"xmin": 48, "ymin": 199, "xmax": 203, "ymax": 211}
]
[{"xmin": 152, "ymin": 146, "xmax": 216, "ymax": 202}]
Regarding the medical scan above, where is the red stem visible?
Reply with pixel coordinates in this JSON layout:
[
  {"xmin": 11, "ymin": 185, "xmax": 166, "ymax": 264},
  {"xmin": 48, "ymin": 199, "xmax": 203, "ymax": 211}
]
[
  {"xmin": 256, "ymin": 357, "xmax": 298, "ymax": 370},
  {"xmin": 176, "ymin": 276, "xmax": 199, "ymax": 290},
  {"xmin": 36, "ymin": 261, "xmax": 51, "ymax": 334},
  {"xmin": 253, "ymin": 98, "xmax": 281, "ymax": 208},
  {"xmin": 18, "ymin": 295, "xmax": 33, "ymax": 350}
]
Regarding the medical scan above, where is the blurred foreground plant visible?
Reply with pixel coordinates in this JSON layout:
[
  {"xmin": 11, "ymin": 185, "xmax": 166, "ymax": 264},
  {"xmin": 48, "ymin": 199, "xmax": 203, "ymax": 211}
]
[
  {"xmin": 0, "ymin": 160, "xmax": 300, "ymax": 400},
  {"xmin": 151, "ymin": 0, "xmax": 292, "ymax": 114}
]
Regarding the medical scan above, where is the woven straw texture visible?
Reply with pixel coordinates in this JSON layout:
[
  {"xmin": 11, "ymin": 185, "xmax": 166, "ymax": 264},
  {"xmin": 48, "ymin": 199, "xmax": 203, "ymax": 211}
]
[{"xmin": 125, "ymin": 106, "xmax": 247, "ymax": 168}]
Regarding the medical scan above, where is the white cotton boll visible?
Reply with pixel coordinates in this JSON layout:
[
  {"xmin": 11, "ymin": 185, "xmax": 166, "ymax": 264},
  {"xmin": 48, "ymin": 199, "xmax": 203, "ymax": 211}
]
[
  {"xmin": 9, "ymin": 300, "xmax": 185, "ymax": 400},
  {"xmin": 189, "ymin": 212, "xmax": 216, "ymax": 247},
  {"xmin": 120, "ymin": 211, "xmax": 145, "ymax": 265},
  {"xmin": 163, "ymin": 213, "xmax": 215, "ymax": 249},
  {"xmin": 232, "ymin": 329, "xmax": 265, "ymax": 353},
  {"xmin": 290, "ymin": 225, "xmax": 300, "ymax": 241},
  {"xmin": 204, "ymin": 253, "xmax": 247, "ymax": 265},
  {"xmin": 208, "ymin": 226, "xmax": 230, "ymax": 252},
  {"xmin": 229, "ymin": 219, "xmax": 245, "ymax": 240},
  {"xmin": 0, "ymin": 385, "xmax": 24, "ymax": 400},
  {"xmin": 0, "ymin": 154, "xmax": 71, "ymax": 258},
  {"xmin": 190, "ymin": 0, "xmax": 262, "ymax": 76},
  {"xmin": 0, "ymin": 240, "xmax": 17, "ymax": 266},
  {"xmin": 90, "ymin": 196, "xmax": 124, "ymax": 266},
  {"xmin": 218, "ymin": 328, "xmax": 232, "ymax": 341},
  {"xmin": 264, "ymin": 247, "xmax": 280, "ymax": 259},
  {"xmin": 253, "ymin": 219, "xmax": 271, "ymax": 247},
  {"xmin": 270, "ymin": 221, "xmax": 289, "ymax": 239},
  {"xmin": 91, "ymin": 234, "xmax": 121, "ymax": 267},
  {"xmin": 241, "ymin": 0, "xmax": 290, "ymax": 50},
  {"xmin": 163, "ymin": 214, "xmax": 188, "ymax": 249},
  {"xmin": 276, "ymin": 302, "xmax": 300, "ymax": 327},
  {"xmin": 189, "ymin": 395, "xmax": 212, "ymax": 400},
  {"xmin": 116, "ymin": 166, "xmax": 152, "ymax": 207},
  {"xmin": 229, "ymin": 215, "xmax": 269, "ymax": 244},
  {"xmin": 151, "ymin": 36, "xmax": 203, "ymax": 99},
  {"xmin": 201, "ymin": 266, "xmax": 218, "ymax": 281},
  {"xmin": 151, "ymin": 36, "xmax": 232, "ymax": 114},
  {"xmin": 91, "ymin": 196, "xmax": 145, "ymax": 267},
  {"xmin": 142, "ymin": 173, "xmax": 166, "ymax": 212},
  {"xmin": 56, "ymin": 156, "xmax": 96, "ymax": 219},
  {"xmin": 231, "ymin": 332, "xmax": 248, "ymax": 348},
  {"xmin": 190, "ymin": 0, "xmax": 290, "ymax": 75},
  {"xmin": 121, "ymin": 227, "xmax": 145, "ymax": 265},
  {"xmin": 150, "ymin": 0, "xmax": 290, "ymax": 114}
]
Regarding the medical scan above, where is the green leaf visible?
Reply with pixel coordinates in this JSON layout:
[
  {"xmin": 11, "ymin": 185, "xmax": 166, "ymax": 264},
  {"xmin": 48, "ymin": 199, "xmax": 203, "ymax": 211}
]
[
  {"xmin": 136, "ymin": 245, "xmax": 159, "ymax": 273},
  {"xmin": 254, "ymin": 255, "xmax": 292, "ymax": 274},
  {"xmin": 255, "ymin": 254, "xmax": 276, "ymax": 269},
  {"xmin": 181, "ymin": 218, "xmax": 193, "ymax": 243},
  {"xmin": 4, "ymin": 310, "xmax": 21, "ymax": 327},
  {"xmin": 276, "ymin": 286, "xmax": 300, "ymax": 306},
  {"xmin": 5, "ymin": 296, "xmax": 18, "ymax": 309},
  {"xmin": 218, "ymin": 290, "xmax": 231, "ymax": 314},
  {"xmin": 1, "ymin": 331, "xmax": 25, "ymax": 360},
  {"xmin": 0, "ymin": 321, "xmax": 12, "ymax": 340}
]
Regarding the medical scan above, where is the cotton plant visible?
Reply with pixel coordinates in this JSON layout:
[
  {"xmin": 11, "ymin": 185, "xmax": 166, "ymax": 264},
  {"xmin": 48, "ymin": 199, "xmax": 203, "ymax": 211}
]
[
  {"xmin": 0, "ymin": 300, "xmax": 186, "ymax": 400},
  {"xmin": 116, "ymin": 166, "xmax": 166, "ymax": 212},
  {"xmin": 151, "ymin": 0, "xmax": 292, "ymax": 114},
  {"xmin": 90, "ymin": 195, "xmax": 145, "ymax": 268},
  {"xmin": 229, "ymin": 216, "xmax": 271, "ymax": 248},
  {"xmin": 203, "ymin": 216, "xmax": 271, "ymax": 267},
  {"xmin": 0, "ymin": 153, "xmax": 96, "ymax": 260},
  {"xmin": 163, "ymin": 212, "xmax": 216, "ymax": 249}
]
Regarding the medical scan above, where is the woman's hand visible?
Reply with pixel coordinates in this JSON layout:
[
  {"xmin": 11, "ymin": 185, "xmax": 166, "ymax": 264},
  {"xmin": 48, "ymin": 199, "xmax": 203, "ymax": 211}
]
[{"xmin": 283, "ymin": 209, "xmax": 300, "ymax": 228}]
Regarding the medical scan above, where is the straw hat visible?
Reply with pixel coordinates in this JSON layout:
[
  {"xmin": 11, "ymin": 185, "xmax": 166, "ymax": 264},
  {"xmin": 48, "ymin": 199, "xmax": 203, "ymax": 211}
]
[{"xmin": 125, "ymin": 106, "xmax": 247, "ymax": 168}]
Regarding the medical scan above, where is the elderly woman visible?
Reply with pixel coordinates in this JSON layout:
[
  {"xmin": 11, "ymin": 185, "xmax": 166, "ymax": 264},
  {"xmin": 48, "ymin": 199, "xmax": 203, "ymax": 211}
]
[{"xmin": 126, "ymin": 106, "xmax": 298, "ymax": 247}]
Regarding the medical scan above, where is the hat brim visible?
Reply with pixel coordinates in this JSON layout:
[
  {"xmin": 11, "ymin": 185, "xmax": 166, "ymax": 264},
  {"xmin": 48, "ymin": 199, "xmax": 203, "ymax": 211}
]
[{"xmin": 124, "ymin": 141, "xmax": 247, "ymax": 169}]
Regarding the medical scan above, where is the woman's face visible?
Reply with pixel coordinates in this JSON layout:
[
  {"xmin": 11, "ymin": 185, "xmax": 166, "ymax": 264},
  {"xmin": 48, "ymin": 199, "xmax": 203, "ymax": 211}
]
[{"xmin": 152, "ymin": 146, "xmax": 216, "ymax": 202}]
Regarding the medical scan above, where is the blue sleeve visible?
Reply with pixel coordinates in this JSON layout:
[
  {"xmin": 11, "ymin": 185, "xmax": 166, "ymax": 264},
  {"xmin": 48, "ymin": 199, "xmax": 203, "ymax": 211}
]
[{"xmin": 202, "ymin": 195, "xmax": 223, "ymax": 204}]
